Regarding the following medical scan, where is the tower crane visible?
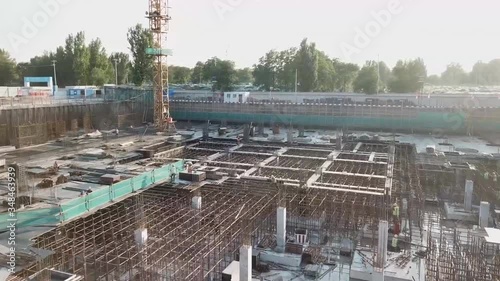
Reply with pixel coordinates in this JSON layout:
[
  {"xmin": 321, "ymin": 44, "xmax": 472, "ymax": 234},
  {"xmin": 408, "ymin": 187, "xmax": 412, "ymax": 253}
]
[{"xmin": 146, "ymin": 0, "xmax": 175, "ymax": 133}]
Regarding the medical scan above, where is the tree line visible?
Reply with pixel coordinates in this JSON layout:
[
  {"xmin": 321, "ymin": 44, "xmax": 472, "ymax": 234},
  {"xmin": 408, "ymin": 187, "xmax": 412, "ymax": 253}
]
[{"xmin": 1, "ymin": 27, "xmax": 500, "ymax": 94}]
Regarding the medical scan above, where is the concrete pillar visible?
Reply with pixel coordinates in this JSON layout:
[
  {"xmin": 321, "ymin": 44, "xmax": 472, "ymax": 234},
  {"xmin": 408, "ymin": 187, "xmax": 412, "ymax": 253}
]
[
  {"xmin": 277, "ymin": 207, "xmax": 286, "ymax": 252},
  {"xmin": 402, "ymin": 198, "xmax": 408, "ymax": 215},
  {"xmin": 287, "ymin": 130, "xmax": 293, "ymax": 144},
  {"xmin": 372, "ymin": 269, "xmax": 384, "ymax": 281},
  {"xmin": 239, "ymin": 245, "xmax": 252, "ymax": 281},
  {"xmin": 257, "ymin": 123, "xmax": 264, "ymax": 136},
  {"xmin": 336, "ymin": 130, "xmax": 343, "ymax": 150},
  {"xmin": 375, "ymin": 220, "xmax": 388, "ymax": 269},
  {"xmin": 202, "ymin": 127, "xmax": 209, "ymax": 140},
  {"xmin": 464, "ymin": 180, "xmax": 474, "ymax": 212},
  {"xmin": 192, "ymin": 196, "xmax": 202, "ymax": 210},
  {"xmin": 272, "ymin": 125, "xmax": 280, "ymax": 135},
  {"xmin": 134, "ymin": 228, "xmax": 148, "ymax": 246},
  {"xmin": 479, "ymin": 201, "xmax": 490, "ymax": 228},
  {"xmin": 298, "ymin": 126, "xmax": 305, "ymax": 138},
  {"xmin": 243, "ymin": 124, "xmax": 250, "ymax": 142}
]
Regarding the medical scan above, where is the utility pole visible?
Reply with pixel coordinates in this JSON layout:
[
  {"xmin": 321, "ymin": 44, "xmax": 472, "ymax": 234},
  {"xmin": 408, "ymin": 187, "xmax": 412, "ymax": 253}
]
[
  {"xmin": 294, "ymin": 69, "xmax": 298, "ymax": 93},
  {"xmin": 377, "ymin": 55, "xmax": 380, "ymax": 95},
  {"xmin": 294, "ymin": 69, "xmax": 298, "ymax": 103},
  {"xmin": 51, "ymin": 60, "xmax": 57, "ymax": 95},
  {"xmin": 113, "ymin": 58, "xmax": 119, "ymax": 85}
]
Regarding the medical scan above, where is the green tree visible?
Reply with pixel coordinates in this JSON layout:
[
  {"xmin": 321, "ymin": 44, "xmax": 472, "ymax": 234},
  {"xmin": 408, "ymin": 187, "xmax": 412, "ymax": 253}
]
[
  {"xmin": 486, "ymin": 59, "xmax": 500, "ymax": 85},
  {"xmin": 73, "ymin": 31, "xmax": 90, "ymax": 85},
  {"xmin": 315, "ymin": 51, "xmax": 336, "ymax": 92},
  {"xmin": 377, "ymin": 61, "xmax": 391, "ymax": 92},
  {"xmin": 190, "ymin": 61, "xmax": 204, "ymax": 84},
  {"xmin": 127, "ymin": 24, "xmax": 154, "ymax": 86},
  {"xmin": 18, "ymin": 52, "xmax": 54, "ymax": 84},
  {"xmin": 253, "ymin": 50, "xmax": 279, "ymax": 91},
  {"xmin": 441, "ymin": 63, "xmax": 467, "ymax": 85},
  {"xmin": 202, "ymin": 57, "xmax": 237, "ymax": 91},
  {"xmin": 168, "ymin": 66, "xmax": 192, "ymax": 84},
  {"xmin": 389, "ymin": 58, "xmax": 427, "ymax": 93},
  {"xmin": 276, "ymin": 48, "xmax": 297, "ymax": 91},
  {"xmin": 0, "ymin": 49, "xmax": 18, "ymax": 86},
  {"xmin": 469, "ymin": 61, "xmax": 489, "ymax": 85},
  {"xmin": 109, "ymin": 52, "xmax": 131, "ymax": 85},
  {"xmin": 295, "ymin": 38, "xmax": 318, "ymax": 92},
  {"xmin": 426, "ymin": 75, "xmax": 441, "ymax": 85},
  {"xmin": 88, "ymin": 38, "xmax": 113, "ymax": 85},
  {"xmin": 54, "ymin": 45, "xmax": 72, "ymax": 86},
  {"xmin": 353, "ymin": 61, "xmax": 379, "ymax": 94},
  {"xmin": 333, "ymin": 61, "xmax": 359, "ymax": 92},
  {"xmin": 236, "ymin": 68, "xmax": 254, "ymax": 84}
]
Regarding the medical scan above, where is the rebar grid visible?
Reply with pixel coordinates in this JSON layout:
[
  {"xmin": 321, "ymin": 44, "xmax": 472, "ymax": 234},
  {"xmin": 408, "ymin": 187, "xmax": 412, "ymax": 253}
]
[
  {"xmin": 12, "ymin": 181, "xmax": 277, "ymax": 281},
  {"xmin": 214, "ymin": 152, "xmax": 270, "ymax": 165},
  {"xmin": 251, "ymin": 167, "xmax": 315, "ymax": 180},
  {"xmin": 327, "ymin": 161, "xmax": 387, "ymax": 176},
  {"xmin": 10, "ymin": 141, "xmax": 429, "ymax": 281},
  {"xmin": 282, "ymin": 148, "xmax": 331, "ymax": 158},
  {"xmin": 425, "ymin": 210, "xmax": 500, "ymax": 281},
  {"xmin": 235, "ymin": 145, "xmax": 281, "ymax": 153},
  {"xmin": 267, "ymin": 156, "xmax": 326, "ymax": 169}
]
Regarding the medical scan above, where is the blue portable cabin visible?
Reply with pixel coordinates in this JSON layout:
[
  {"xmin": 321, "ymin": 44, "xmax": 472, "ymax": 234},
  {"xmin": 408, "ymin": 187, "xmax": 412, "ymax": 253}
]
[
  {"xmin": 163, "ymin": 88, "xmax": 175, "ymax": 98},
  {"xmin": 66, "ymin": 86, "xmax": 98, "ymax": 98}
]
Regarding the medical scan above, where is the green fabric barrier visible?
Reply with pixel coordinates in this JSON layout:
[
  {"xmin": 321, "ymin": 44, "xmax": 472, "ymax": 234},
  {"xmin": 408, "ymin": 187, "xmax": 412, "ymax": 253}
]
[
  {"xmin": 58, "ymin": 160, "xmax": 184, "ymax": 223},
  {"xmin": 113, "ymin": 179, "xmax": 133, "ymax": 198},
  {"xmin": 59, "ymin": 197, "xmax": 87, "ymax": 222},
  {"xmin": 170, "ymin": 111, "xmax": 486, "ymax": 133},
  {"xmin": 0, "ymin": 207, "xmax": 60, "ymax": 229}
]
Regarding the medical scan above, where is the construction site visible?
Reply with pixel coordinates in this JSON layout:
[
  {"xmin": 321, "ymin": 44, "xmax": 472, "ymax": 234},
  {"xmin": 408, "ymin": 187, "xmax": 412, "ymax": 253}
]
[
  {"xmin": 1, "ymin": 0, "xmax": 500, "ymax": 281},
  {"xmin": 0, "ymin": 122, "xmax": 499, "ymax": 281}
]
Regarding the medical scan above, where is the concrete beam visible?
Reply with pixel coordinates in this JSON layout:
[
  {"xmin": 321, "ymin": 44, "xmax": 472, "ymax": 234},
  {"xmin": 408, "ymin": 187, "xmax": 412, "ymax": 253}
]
[
  {"xmin": 322, "ymin": 171, "xmax": 386, "ymax": 179},
  {"xmin": 312, "ymin": 183, "xmax": 385, "ymax": 195},
  {"xmin": 369, "ymin": 152, "xmax": 376, "ymax": 162},
  {"xmin": 353, "ymin": 142, "xmax": 362, "ymax": 153}
]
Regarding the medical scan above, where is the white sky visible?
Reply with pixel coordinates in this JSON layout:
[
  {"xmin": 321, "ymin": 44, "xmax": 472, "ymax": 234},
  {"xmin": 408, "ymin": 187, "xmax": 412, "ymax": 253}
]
[{"xmin": 1, "ymin": 0, "xmax": 499, "ymax": 75}]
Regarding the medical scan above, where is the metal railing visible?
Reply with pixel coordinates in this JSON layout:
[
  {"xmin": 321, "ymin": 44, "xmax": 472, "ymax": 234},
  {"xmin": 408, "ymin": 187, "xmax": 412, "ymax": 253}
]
[{"xmin": 0, "ymin": 96, "xmax": 105, "ymax": 109}]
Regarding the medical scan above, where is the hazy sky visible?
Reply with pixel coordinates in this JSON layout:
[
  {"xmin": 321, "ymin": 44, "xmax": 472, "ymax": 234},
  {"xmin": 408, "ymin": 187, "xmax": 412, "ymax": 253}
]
[{"xmin": 1, "ymin": 0, "xmax": 499, "ymax": 75}]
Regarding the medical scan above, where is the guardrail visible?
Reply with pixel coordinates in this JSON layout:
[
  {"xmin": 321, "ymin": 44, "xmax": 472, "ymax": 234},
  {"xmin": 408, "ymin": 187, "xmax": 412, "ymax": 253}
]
[{"xmin": 0, "ymin": 97, "xmax": 106, "ymax": 109}]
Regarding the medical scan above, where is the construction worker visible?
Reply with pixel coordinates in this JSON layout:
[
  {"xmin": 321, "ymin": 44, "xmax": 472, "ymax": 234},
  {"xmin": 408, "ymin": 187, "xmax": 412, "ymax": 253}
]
[
  {"xmin": 392, "ymin": 235, "xmax": 400, "ymax": 252},
  {"xmin": 392, "ymin": 203, "xmax": 400, "ymax": 219}
]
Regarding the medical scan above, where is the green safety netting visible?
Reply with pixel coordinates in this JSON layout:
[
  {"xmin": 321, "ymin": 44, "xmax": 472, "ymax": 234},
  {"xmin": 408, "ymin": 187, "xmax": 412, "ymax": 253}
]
[{"xmin": 5, "ymin": 160, "xmax": 184, "ymax": 227}]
